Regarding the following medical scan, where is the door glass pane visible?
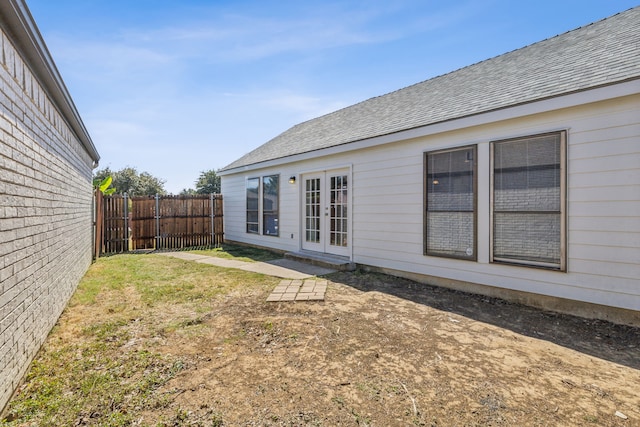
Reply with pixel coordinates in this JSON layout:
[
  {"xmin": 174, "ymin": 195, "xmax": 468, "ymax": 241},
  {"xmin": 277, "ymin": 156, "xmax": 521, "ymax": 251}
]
[
  {"xmin": 305, "ymin": 178, "xmax": 321, "ymax": 243},
  {"xmin": 329, "ymin": 174, "xmax": 348, "ymax": 247}
]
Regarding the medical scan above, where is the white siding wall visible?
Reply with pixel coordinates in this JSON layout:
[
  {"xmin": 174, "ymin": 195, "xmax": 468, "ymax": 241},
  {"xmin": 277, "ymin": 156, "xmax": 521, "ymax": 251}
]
[
  {"xmin": 222, "ymin": 93, "xmax": 640, "ymax": 312},
  {"xmin": 222, "ymin": 154, "xmax": 356, "ymax": 253},
  {"xmin": 0, "ymin": 29, "xmax": 96, "ymax": 410}
]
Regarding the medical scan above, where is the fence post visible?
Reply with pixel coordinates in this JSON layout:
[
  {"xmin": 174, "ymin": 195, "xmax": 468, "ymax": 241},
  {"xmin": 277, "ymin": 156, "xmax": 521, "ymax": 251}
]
[
  {"xmin": 214, "ymin": 193, "xmax": 216, "ymax": 246},
  {"xmin": 123, "ymin": 193, "xmax": 129, "ymax": 252},
  {"xmin": 93, "ymin": 189, "xmax": 103, "ymax": 260},
  {"xmin": 154, "ymin": 194, "xmax": 161, "ymax": 250}
]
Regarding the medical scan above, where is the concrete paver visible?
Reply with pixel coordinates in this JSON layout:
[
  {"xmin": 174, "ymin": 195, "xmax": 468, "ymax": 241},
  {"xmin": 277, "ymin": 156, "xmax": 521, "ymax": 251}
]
[{"xmin": 266, "ymin": 278, "xmax": 327, "ymax": 302}]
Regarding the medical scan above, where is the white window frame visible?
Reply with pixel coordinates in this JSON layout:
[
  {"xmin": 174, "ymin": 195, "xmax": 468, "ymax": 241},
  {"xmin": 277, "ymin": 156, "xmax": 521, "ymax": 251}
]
[{"xmin": 245, "ymin": 175, "xmax": 280, "ymax": 237}]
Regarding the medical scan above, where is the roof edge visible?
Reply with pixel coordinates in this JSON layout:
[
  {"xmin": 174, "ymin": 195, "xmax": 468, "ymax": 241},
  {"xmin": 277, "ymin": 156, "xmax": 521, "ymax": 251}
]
[
  {"xmin": 219, "ymin": 77, "xmax": 640, "ymax": 175},
  {"xmin": 0, "ymin": 0, "xmax": 100, "ymax": 164},
  {"xmin": 220, "ymin": 6, "xmax": 640, "ymax": 173},
  {"xmin": 229, "ymin": 6, "xmax": 638, "ymax": 150}
]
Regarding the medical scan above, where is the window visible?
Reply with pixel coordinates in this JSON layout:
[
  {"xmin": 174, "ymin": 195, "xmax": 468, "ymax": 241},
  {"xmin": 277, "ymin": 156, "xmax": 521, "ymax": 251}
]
[
  {"xmin": 491, "ymin": 131, "xmax": 566, "ymax": 270},
  {"xmin": 246, "ymin": 175, "xmax": 279, "ymax": 236},
  {"xmin": 246, "ymin": 178, "xmax": 259, "ymax": 234},
  {"xmin": 262, "ymin": 175, "xmax": 279, "ymax": 236},
  {"xmin": 425, "ymin": 146, "xmax": 477, "ymax": 260}
]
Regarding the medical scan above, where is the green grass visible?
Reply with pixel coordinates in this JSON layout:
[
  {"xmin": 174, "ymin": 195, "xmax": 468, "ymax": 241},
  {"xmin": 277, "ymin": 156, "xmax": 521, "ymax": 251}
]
[
  {"xmin": 5, "ymin": 322, "xmax": 183, "ymax": 427},
  {"xmin": 74, "ymin": 249, "xmax": 277, "ymax": 307},
  {"xmin": 190, "ymin": 243, "xmax": 282, "ymax": 263},
  {"xmin": 1, "ymin": 249, "xmax": 279, "ymax": 426}
]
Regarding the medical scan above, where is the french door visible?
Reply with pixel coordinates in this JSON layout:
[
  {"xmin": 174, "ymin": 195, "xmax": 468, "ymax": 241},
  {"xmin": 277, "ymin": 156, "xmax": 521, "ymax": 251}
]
[{"xmin": 301, "ymin": 169, "xmax": 349, "ymax": 257}]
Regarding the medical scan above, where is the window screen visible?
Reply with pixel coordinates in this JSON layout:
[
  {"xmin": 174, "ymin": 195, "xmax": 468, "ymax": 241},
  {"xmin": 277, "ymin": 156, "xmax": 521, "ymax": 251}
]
[
  {"xmin": 425, "ymin": 146, "xmax": 476, "ymax": 259},
  {"xmin": 492, "ymin": 132, "xmax": 565, "ymax": 269}
]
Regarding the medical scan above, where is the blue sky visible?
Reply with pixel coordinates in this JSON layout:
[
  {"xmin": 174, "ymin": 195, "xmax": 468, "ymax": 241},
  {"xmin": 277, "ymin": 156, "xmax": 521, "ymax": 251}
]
[{"xmin": 27, "ymin": 0, "xmax": 638, "ymax": 193}]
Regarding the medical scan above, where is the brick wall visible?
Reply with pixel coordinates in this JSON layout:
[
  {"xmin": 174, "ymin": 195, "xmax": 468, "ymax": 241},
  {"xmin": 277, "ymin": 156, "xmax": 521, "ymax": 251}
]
[{"xmin": 0, "ymin": 28, "xmax": 95, "ymax": 411}]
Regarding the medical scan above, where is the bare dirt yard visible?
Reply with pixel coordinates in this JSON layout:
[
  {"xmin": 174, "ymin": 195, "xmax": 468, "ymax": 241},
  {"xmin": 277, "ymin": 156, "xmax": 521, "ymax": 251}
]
[{"xmin": 3, "ymin": 251, "xmax": 639, "ymax": 426}]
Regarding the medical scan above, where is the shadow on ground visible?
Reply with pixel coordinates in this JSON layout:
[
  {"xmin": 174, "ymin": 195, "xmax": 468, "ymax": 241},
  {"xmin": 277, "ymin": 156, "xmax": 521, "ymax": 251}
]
[{"xmin": 327, "ymin": 270, "xmax": 640, "ymax": 370}]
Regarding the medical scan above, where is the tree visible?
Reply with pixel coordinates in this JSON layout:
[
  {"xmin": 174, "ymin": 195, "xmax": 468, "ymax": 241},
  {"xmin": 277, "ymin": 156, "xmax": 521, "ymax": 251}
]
[
  {"xmin": 137, "ymin": 171, "xmax": 167, "ymax": 196},
  {"xmin": 194, "ymin": 169, "xmax": 221, "ymax": 194},
  {"xmin": 93, "ymin": 166, "xmax": 167, "ymax": 196},
  {"xmin": 179, "ymin": 188, "xmax": 196, "ymax": 196}
]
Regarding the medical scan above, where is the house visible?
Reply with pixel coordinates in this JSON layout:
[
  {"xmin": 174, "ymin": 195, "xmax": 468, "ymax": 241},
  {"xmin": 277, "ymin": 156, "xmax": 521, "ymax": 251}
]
[
  {"xmin": 0, "ymin": 0, "xmax": 99, "ymax": 412},
  {"xmin": 219, "ymin": 7, "xmax": 640, "ymax": 325}
]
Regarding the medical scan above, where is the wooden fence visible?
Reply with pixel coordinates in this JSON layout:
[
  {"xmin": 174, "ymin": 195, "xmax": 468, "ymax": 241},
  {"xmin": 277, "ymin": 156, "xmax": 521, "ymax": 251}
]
[{"xmin": 94, "ymin": 193, "xmax": 223, "ymax": 257}]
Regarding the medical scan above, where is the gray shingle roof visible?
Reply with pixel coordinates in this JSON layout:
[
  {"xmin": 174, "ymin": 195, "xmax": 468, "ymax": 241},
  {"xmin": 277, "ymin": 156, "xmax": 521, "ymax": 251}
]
[{"xmin": 222, "ymin": 7, "xmax": 640, "ymax": 172}]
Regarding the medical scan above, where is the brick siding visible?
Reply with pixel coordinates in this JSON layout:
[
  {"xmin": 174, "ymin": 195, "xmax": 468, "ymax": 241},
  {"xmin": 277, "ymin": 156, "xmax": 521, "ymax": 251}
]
[{"xmin": 0, "ymin": 29, "xmax": 95, "ymax": 411}]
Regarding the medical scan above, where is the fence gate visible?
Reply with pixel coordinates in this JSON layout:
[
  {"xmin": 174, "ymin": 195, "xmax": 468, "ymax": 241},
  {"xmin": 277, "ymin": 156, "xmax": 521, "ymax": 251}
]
[{"xmin": 96, "ymin": 194, "xmax": 223, "ymax": 256}]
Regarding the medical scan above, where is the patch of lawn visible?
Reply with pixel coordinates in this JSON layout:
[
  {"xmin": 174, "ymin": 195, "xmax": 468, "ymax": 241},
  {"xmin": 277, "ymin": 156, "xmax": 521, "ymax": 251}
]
[
  {"xmin": 73, "ymin": 253, "xmax": 274, "ymax": 306},
  {"xmin": 4, "ymin": 320, "xmax": 183, "ymax": 427},
  {"xmin": 1, "ymin": 254, "xmax": 278, "ymax": 426},
  {"xmin": 190, "ymin": 243, "xmax": 282, "ymax": 263}
]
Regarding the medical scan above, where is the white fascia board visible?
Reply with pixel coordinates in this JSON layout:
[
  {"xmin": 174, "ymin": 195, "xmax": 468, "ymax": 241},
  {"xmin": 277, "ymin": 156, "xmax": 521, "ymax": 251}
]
[{"xmin": 219, "ymin": 79, "xmax": 640, "ymax": 176}]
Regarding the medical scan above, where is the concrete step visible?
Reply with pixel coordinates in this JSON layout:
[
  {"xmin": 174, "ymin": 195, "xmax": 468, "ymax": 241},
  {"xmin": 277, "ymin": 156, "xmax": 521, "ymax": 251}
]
[{"xmin": 284, "ymin": 251, "xmax": 356, "ymax": 272}]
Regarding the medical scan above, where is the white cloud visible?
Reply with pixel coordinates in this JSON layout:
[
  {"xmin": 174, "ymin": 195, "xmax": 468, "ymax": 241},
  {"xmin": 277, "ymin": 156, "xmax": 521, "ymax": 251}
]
[
  {"xmin": 36, "ymin": 0, "xmax": 483, "ymax": 193},
  {"xmin": 47, "ymin": 35, "xmax": 171, "ymax": 75},
  {"xmin": 84, "ymin": 3, "xmax": 416, "ymax": 64}
]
